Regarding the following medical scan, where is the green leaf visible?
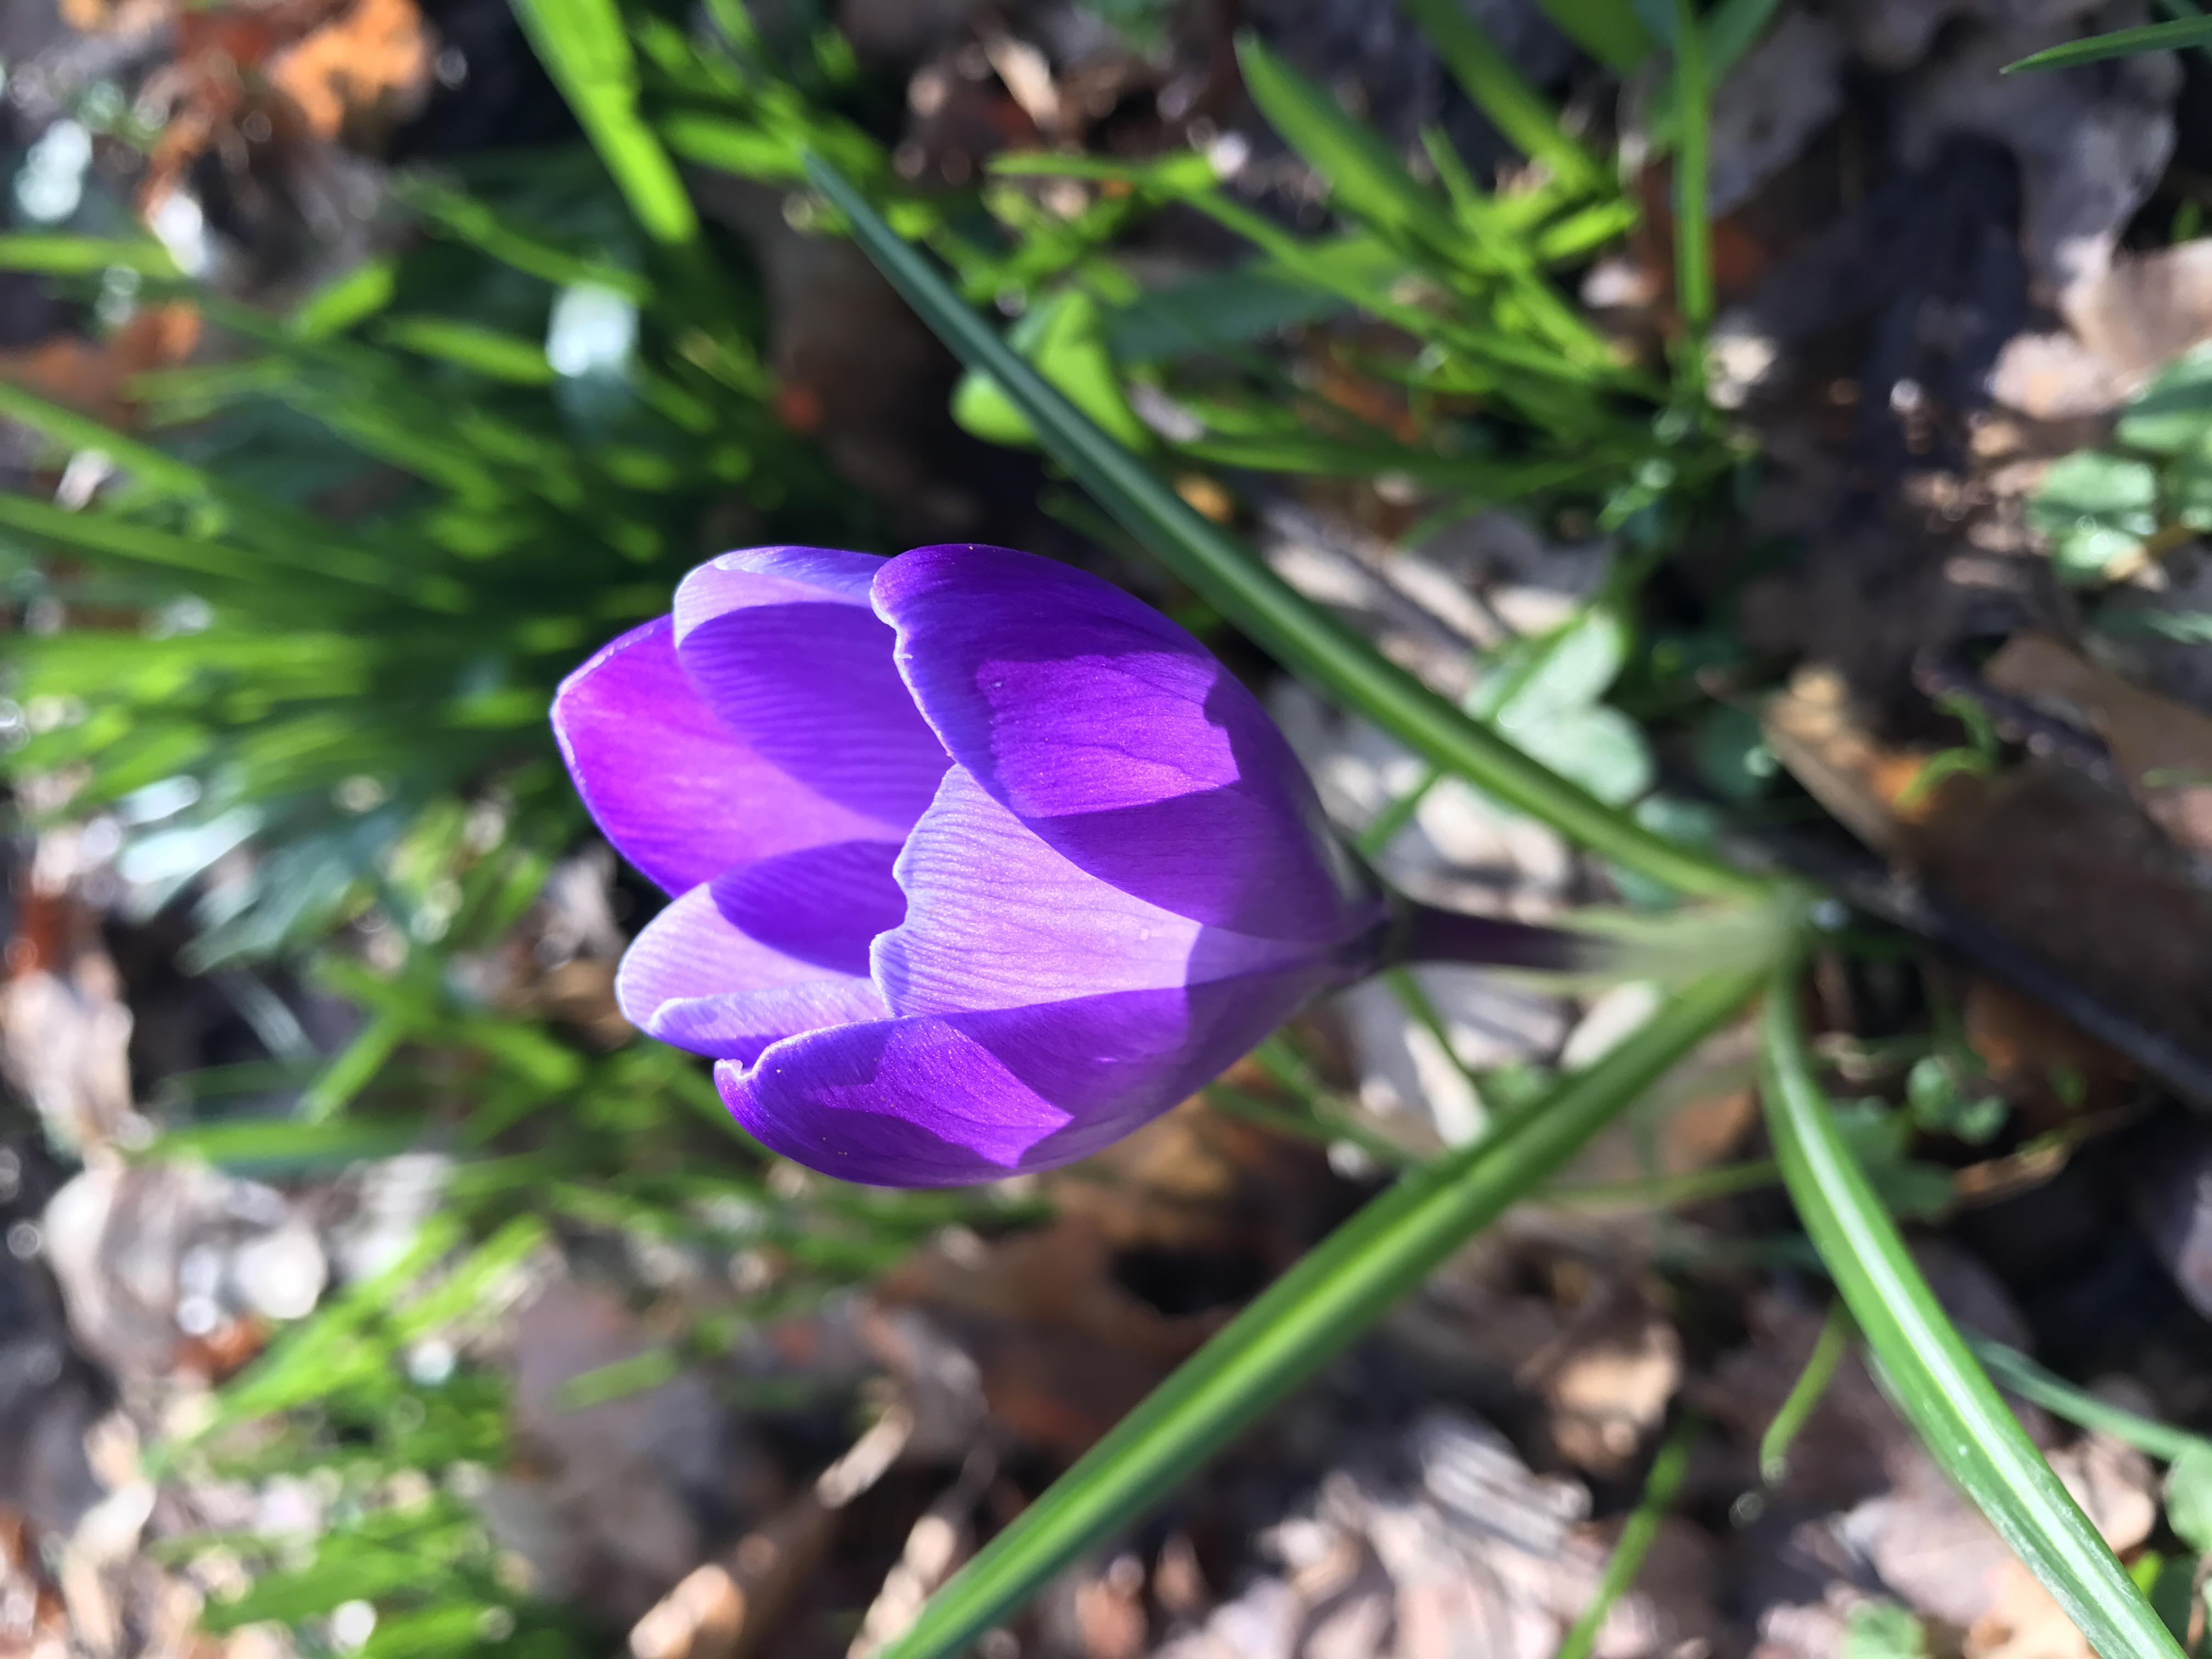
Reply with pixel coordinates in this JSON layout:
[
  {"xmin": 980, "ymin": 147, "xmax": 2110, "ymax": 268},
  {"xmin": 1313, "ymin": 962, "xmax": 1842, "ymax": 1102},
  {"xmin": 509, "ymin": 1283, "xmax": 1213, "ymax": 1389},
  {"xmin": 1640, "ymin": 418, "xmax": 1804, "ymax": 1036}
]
[
  {"xmin": 0, "ymin": 493, "xmax": 259, "ymax": 584},
  {"xmin": 510, "ymin": 0, "xmax": 699, "ymax": 245},
  {"xmin": 1843, "ymin": 1603, "xmax": 1928, "ymax": 1659},
  {"xmin": 286, "ymin": 257, "xmax": 398, "ymax": 340},
  {"xmin": 2005, "ymin": 15, "xmax": 2212, "ymax": 71},
  {"xmin": 2163, "ymin": 1445, "xmax": 2212, "ymax": 1553},
  {"xmin": 951, "ymin": 290, "xmax": 1152, "ymax": 451},
  {"xmin": 876, "ymin": 970, "xmax": 1761, "ymax": 1659},
  {"xmin": 1396, "ymin": 0, "xmax": 1607, "ymax": 192},
  {"xmin": 145, "ymin": 1116, "xmax": 421, "ymax": 1174},
  {"xmin": 1100, "ymin": 244, "xmax": 1386, "ymax": 363},
  {"xmin": 1475, "ymin": 605, "xmax": 1653, "ymax": 805},
  {"xmin": 1969, "ymin": 1335, "xmax": 2212, "ymax": 1464},
  {"xmin": 397, "ymin": 179, "xmax": 652, "ymax": 301},
  {"xmin": 806, "ymin": 155, "xmax": 1763, "ymax": 901},
  {"xmin": 1705, "ymin": 0, "xmax": 1787, "ymax": 76},
  {"xmin": 1534, "ymin": 0, "xmax": 1656, "ymax": 71},
  {"xmin": 1760, "ymin": 978, "xmax": 2182, "ymax": 1659},
  {"xmin": 1235, "ymin": 33, "xmax": 1468, "ymax": 256},
  {"xmin": 0, "ymin": 232, "xmax": 180, "ymax": 276},
  {"xmin": 2028, "ymin": 450, "xmax": 2158, "ymax": 582},
  {"xmin": 2117, "ymin": 344, "xmax": 2212, "ymax": 455},
  {"xmin": 376, "ymin": 317, "xmax": 557, "ymax": 385},
  {"xmin": 0, "ymin": 378, "xmax": 219, "ymax": 498}
]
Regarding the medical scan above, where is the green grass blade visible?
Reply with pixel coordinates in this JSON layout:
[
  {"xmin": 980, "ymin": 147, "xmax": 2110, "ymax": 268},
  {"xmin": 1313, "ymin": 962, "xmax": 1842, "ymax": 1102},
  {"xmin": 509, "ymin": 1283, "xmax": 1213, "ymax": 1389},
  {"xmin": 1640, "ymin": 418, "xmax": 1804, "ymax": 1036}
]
[
  {"xmin": 1706, "ymin": 0, "xmax": 1786, "ymax": 76},
  {"xmin": 1759, "ymin": 1301, "xmax": 1852, "ymax": 1483},
  {"xmin": 0, "ymin": 377, "xmax": 221, "ymax": 497},
  {"xmin": 2004, "ymin": 15, "xmax": 2212, "ymax": 70},
  {"xmin": 805, "ymin": 156, "xmax": 1762, "ymax": 902},
  {"xmin": 395, "ymin": 179, "xmax": 652, "ymax": 300},
  {"xmin": 0, "ymin": 493, "xmax": 264, "ymax": 584},
  {"xmin": 1969, "ymin": 1337, "xmax": 2212, "ymax": 1465},
  {"xmin": 1395, "ymin": 0, "xmax": 1607, "ymax": 192},
  {"xmin": 511, "ymin": 0, "xmax": 699, "ymax": 244},
  {"xmin": 1671, "ymin": 0, "xmax": 1714, "ymax": 330},
  {"xmin": 1759, "ymin": 979, "xmax": 2182, "ymax": 1659},
  {"xmin": 0, "ymin": 232, "xmax": 180, "ymax": 276},
  {"xmin": 1556, "ymin": 1414, "xmax": 1697, "ymax": 1659},
  {"xmin": 877, "ymin": 970, "xmax": 1760, "ymax": 1659},
  {"xmin": 286, "ymin": 257, "xmax": 398, "ymax": 340},
  {"xmin": 1534, "ymin": 0, "xmax": 1656, "ymax": 72},
  {"xmin": 1235, "ymin": 33, "xmax": 1469, "ymax": 255},
  {"xmin": 376, "ymin": 316, "xmax": 557, "ymax": 385}
]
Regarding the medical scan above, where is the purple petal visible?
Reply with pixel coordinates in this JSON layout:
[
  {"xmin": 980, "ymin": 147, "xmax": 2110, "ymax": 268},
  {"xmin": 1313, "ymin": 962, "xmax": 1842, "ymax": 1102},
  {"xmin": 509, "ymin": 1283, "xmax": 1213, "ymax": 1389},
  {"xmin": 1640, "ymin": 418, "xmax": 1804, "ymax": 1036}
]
[
  {"xmin": 617, "ymin": 877, "xmax": 891, "ymax": 1062},
  {"xmin": 872, "ymin": 767, "xmax": 1313, "ymax": 1017},
  {"xmin": 718, "ymin": 839, "xmax": 908, "ymax": 976},
  {"xmin": 674, "ymin": 547, "xmax": 949, "ymax": 830},
  {"xmin": 552, "ymin": 618, "xmax": 898, "ymax": 895},
  {"xmin": 873, "ymin": 544, "xmax": 1372, "ymax": 943},
  {"xmin": 720, "ymin": 967, "xmax": 1330, "ymax": 1187}
]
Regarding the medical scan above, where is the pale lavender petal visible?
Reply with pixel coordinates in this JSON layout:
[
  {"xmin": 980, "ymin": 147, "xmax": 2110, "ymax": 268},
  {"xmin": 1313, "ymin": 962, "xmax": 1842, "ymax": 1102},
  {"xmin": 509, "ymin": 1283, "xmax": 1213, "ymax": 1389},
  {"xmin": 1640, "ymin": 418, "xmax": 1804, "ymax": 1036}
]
[
  {"xmin": 720, "ymin": 966, "xmax": 1330, "ymax": 1187},
  {"xmin": 674, "ymin": 547, "xmax": 949, "ymax": 830},
  {"xmin": 552, "ymin": 618, "xmax": 896, "ymax": 895},
  {"xmin": 873, "ymin": 543, "xmax": 1373, "ymax": 943},
  {"xmin": 654, "ymin": 981, "xmax": 890, "ymax": 1067},
  {"xmin": 872, "ymin": 767, "xmax": 1313, "ymax": 1017},
  {"xmin": 617, "ymin": 874, "xmax": 893, "ymax": 1061}
]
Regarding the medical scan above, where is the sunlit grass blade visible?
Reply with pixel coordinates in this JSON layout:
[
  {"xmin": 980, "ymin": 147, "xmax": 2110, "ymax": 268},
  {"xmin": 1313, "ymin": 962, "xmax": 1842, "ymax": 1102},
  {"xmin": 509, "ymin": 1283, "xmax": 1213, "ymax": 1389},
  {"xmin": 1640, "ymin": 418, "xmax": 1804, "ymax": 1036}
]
[
  {"xmin": 805, "ymin": 156, "xmax": 1763, "ymax": 902},
  {"xmin": 0, "ymin": 232, "xmax": 180, "ymax": 276},
  {"xmin": 1759, "ymin": 978, "xmax": 2182, "ymax": 1659},
  {"xmin": 511, "ymin": 0, "xmax": 698, "ymax": 244},
  {"xmin": 876, "ymin": 970, "xmax": 1761, "ymax": 1659},
  {"xmin": 2004, "ymin": 14, "xmax": 2212, "ymax": 70}
]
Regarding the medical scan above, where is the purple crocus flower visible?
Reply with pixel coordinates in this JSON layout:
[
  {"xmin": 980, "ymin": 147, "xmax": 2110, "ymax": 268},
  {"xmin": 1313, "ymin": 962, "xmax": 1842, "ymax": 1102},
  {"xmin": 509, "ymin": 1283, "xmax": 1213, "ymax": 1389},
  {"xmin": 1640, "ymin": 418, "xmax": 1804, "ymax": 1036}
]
[{"xmin": 554, "ymin": 543, "xmax": 1578, "ymax": 1187}]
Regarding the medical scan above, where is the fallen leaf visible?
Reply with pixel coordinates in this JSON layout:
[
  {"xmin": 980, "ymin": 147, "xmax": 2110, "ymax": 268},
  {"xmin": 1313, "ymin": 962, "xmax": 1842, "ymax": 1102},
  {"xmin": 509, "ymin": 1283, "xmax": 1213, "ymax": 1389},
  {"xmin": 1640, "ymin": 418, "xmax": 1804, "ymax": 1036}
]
[
  {"xmin": 0, "ymin": 307, "xmax": 201, "ymax": 432},
  {"xmin": 268, "ymin": 0, "xmax": 432, "ymax": 145},
  {"xmin": 1982, "ymin": 632, "xmax": 2212, "ymax": 858}
]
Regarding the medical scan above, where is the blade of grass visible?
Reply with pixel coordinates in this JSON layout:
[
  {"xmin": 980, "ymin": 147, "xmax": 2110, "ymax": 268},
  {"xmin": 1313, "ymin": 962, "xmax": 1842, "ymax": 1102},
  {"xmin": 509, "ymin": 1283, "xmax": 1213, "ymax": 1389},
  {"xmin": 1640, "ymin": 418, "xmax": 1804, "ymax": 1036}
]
[
  {"xmin": 1968, "ymin": 1336, "xmax": 2212, "ymax": 1465},
  {"xmin": 0, "ymin": 232, "xmax": 180, "ymax": 276},
  {"xmin": 876, "ymin": 969, "xmax": 1761, "ymax": 1659},
  {"xmin": 1759, "ymin": 1301, "xmax": 1853, "ymax": 1484},
  {"xmin": 1534, "ymin": 0, "xmax": 1656, "ymax": 72},
  {"xmin": 1760, "ymin": 977, "xmax": 2182, "ymax": 1659},
  {"xmin": 805, "ymin": 156, "xmax": 1765, "ymax": 903},
  {"xmin": 2152, "ymin": 0, "xmax": 2212, "ymax": 71},
  {"xmin": 510, "ymin": 0, "xmax": 699, "ymax": 244},
  {"xmin": 1671, "ymin": 0, "xmax": 1714, "ymax": 331},
  {"xmin": 1395, "ymin": 0, "xmax": 1607, "ymax": 192},
  {"xmin": 1556, "ymin": 1414, "xmax": 1699, "ymax": 1659},
  {"xmin": 2003, "ymin": 14, "xmax": 2212, "ymax": 70}
]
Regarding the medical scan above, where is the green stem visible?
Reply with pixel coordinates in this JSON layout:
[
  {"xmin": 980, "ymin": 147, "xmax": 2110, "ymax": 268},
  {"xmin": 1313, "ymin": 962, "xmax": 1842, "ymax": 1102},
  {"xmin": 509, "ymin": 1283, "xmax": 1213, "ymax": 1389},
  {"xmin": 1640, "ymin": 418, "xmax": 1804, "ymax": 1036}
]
[
  {"xmin": 1760, "ymin": 1301, "xmax": 1853, "ymax": 1484},
  {"xmin": 1671, "ymin": 0, "xmax": 1714, "ymax": 332}
]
